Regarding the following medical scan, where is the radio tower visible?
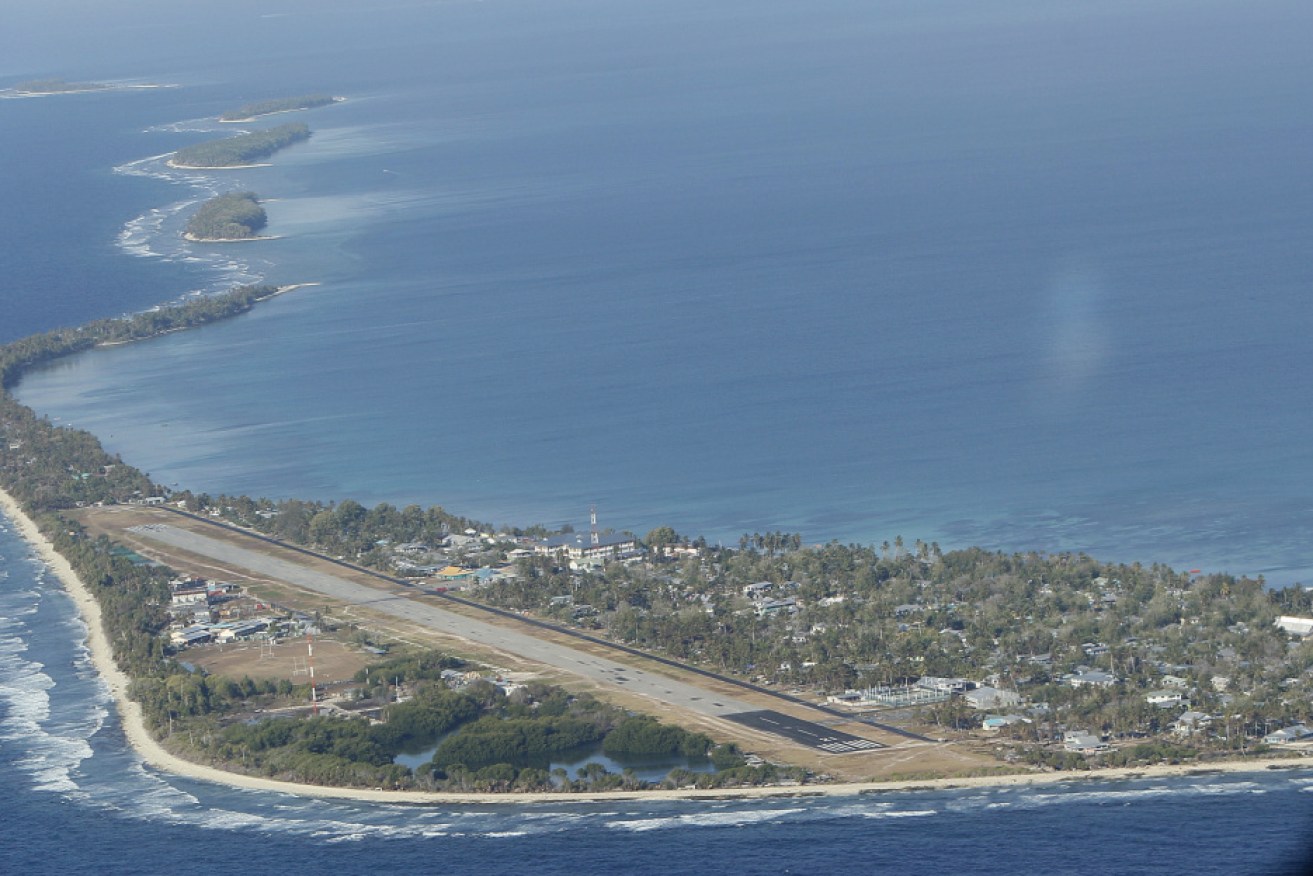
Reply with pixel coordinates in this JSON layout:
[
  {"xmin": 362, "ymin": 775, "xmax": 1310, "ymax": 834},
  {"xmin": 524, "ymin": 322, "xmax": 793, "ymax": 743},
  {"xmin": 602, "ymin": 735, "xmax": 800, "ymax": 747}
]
[
  {"xmin": 590, "ymin": 504, "xmax": 599, "ymax": 546},
  {"xmin": 307, "ymin": 632, "xmax": 318, "ymax": 716}
]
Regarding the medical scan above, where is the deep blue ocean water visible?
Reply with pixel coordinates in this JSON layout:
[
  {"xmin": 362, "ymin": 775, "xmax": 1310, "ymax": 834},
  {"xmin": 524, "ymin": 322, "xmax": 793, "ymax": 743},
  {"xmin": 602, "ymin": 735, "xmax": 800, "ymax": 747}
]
[
  {"xmin": 7, "ymin": 0, "xmax": 1313, "ymax": 584},
  {"xmin": 8, "ymin": 0, "xmax": 1313, "ymax": 585},
  {"xmin": 3, "ymin": 1, "xmax": 1313, "ymax": 870}
]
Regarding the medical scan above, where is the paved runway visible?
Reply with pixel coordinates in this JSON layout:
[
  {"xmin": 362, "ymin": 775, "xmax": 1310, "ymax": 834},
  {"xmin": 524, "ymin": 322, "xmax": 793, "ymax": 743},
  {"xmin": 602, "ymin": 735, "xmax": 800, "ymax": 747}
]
[
  {"xmin": 133, "ymin": 523, "xmax": 765, "ymax": 718},
  {"xmin": 133, "ymin": 521, "xmax": 889, "ymax": 754},
  {"xmin": 723, "ymin": 711, "xmax": 884, "ymax": 753}
]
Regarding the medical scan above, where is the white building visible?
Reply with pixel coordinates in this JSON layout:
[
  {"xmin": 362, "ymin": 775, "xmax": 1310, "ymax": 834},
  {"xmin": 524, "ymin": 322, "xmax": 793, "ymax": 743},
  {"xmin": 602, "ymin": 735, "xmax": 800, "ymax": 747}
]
[
  {"xmin": 1145, "ymin": 690, "xmax": 1186, "ymax": 707},
  {"xmin": 1275, "ymin": 616, "xmax": 1313, "ymax": 638},
  {"xmin": 537, "ymin": 531, "xmax": 639, "ymax": 563}
]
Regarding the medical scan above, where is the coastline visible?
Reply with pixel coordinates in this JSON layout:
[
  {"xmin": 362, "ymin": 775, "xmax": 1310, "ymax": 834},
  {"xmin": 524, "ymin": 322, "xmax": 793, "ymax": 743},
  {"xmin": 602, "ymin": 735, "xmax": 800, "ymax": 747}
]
[
  {"xmin": 218, "ymin": 97, "xmax": 346, "ymax": 124},
  {"xmin": 2, "ymin": 83, "xmax": 175, "ymax": 99},
  {"xmin": 93, "ymin": 284, "xmax": 317, "ymax": 347},
  {"xmin": 181, "ymin": 232, "xmax": 281, "ymax": 243},
  {"xmin": 166, "ymin": 159, "xmax": 272, "ymax": 170},
  {"xmin": 0, "ymin": 485, "xmax": 1308, "ymax": 806}
]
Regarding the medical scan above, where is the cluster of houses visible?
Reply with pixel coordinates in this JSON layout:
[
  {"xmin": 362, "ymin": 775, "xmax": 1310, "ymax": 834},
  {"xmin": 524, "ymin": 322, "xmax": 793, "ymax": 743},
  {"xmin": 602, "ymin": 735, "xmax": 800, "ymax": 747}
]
[
  {"xmin": 742, "ymin": 581, "xmax": 800, "ymax": 617},
  {"xmin": 387, "ymin": 518, "xmax": 650, "ymax": 585},
  {"xmin": 165, "ymin": 576, "xmax": 282, "ymax": 649}
]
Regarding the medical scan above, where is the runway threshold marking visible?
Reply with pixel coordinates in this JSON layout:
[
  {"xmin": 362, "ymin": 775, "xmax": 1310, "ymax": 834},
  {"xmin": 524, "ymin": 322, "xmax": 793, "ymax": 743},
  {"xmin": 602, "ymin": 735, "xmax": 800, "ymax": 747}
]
[{"xmin": 723, "ymin": 710, "xmax": 884, "ymax": 754}]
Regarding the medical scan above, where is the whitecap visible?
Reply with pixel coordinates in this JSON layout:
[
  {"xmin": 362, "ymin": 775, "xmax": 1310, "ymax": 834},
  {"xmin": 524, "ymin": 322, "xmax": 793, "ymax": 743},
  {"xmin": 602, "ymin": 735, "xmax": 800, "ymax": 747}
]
[{"xmin": 607, "ymin": 807, "xmax": 806, "ymax": 832}]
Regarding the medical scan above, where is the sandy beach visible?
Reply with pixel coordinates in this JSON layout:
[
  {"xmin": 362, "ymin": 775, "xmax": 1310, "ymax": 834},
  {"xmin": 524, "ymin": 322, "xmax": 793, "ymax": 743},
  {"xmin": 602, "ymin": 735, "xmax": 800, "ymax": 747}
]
[
  {"xmin": 0, "ymin": 485, "xmax": 1307, "ymax": 806},
  {"xmin": 166, "ymin": 160, "xmax": 273, "ymax": 170},
  {"xmin": 181, "ymin": 233, "xmax": 282, "ymax": 243}
]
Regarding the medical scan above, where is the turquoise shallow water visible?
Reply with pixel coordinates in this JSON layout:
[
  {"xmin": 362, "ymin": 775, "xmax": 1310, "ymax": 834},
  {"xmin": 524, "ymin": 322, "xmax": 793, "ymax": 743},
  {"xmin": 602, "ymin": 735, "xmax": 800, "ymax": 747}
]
[{"xmin": 7, "ymin": 0, "xmax": 1313, "ymax": 583}]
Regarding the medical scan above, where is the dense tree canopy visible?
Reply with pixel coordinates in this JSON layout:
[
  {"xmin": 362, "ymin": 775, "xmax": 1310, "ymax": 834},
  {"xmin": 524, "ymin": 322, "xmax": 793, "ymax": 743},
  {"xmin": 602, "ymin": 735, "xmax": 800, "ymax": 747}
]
[
  {"xmin": 172, "ymin": 123, "xmax": 310, "ymax": 168},
  {"xmin": 220, "ymin": 95, "xmax": 336, "ymax": 121},
  {"xmin": 185, "ymin": 192, "xmax": 267, "ymax": 240}
]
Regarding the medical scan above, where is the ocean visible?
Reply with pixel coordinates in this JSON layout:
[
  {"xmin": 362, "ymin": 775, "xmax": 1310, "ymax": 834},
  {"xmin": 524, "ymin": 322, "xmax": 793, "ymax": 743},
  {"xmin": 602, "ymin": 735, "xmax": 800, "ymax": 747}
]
[
  {"xmin": 3, "ymin": 0, "xmax": 1313, "ymax": 870},
  {"xmin": 8, "ymin": 0, "xmax": 1313, "ymax": 584}
]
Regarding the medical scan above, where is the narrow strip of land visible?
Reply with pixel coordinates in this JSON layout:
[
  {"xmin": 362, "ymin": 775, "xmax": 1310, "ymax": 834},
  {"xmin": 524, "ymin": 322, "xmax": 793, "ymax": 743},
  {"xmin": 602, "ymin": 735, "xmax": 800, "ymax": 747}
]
[
  {"xmin": 158, "ymin": 506, "xmax": 929, "ymax": 742},
  {"xmin": 90, "ymin": 506, "xmax": 934, "ymax": 767}
]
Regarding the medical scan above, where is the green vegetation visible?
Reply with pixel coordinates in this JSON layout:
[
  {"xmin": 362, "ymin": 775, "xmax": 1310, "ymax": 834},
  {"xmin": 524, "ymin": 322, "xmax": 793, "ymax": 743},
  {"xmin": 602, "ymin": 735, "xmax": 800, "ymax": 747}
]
[
  {"xmin": 432, "ymin": 715, "xmax": 605, "ymax": 770},
  {"xmin": 13, "ymin": 78, "xmax": 107, "ymax": 94},
  {"xmin": 185, "ymin": 192, "xmax": 268, "ymax": 240},
  {"xmin": 602, "ymin": 715, "xmax": 711, "ymax": 758},
  {"xmin": 220, "ymin": 95, "xmax": 336, "ymax": 121},
  {"xmin": 172, "ymin": 123, "xmax": 310, "ymax": 168}
]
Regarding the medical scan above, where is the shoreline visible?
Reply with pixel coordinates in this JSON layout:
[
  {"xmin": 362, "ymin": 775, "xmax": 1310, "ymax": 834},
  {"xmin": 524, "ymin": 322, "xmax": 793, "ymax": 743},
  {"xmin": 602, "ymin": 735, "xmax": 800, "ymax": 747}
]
[
  {"xmin": 0, "ymin": 486, "xmax": 1308, "ymax": 805},
  {"xmin": 93, "ymin": 284, "xmax": 318, "ymax": 347},
  {"xmin": 166, "ymin": 159, "xmax": 273, "ymax": 170},
  {"xmin": 1, "ymin": 84, "xmax": 176, "ymax": 100},
  {"xmin": 218, "ymin": 96, "xmax": 346, "ymax": 124},
  {"xmin": 181, "ymin": 232, "xmax": 282, "ymax": 243}
]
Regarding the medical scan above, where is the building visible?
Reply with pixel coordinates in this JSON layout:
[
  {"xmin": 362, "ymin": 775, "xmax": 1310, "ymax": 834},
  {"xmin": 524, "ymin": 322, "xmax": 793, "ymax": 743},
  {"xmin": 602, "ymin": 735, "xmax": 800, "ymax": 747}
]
[
  {"xmin": 756, "ymin": 597, "xmax": 798, "ymax": 617},
  {"xmin": 1275, "ymin": 616, "xmax": 1313, "ymax": 638},
  {"xmin": 1262, "ymin": 724, "xmax": 1313, "ymax": 745},
  {"xmin": 964, "ymin": 686, "xmax": 1023, "ymax": 711},
  {"xmin": 916, "ymin": 676, "xmax": 970, "ymax": 695},
  {"xmin": 1064, "ymin": 731, "xmax": 1110, "ymax": 754},
  {"xmin": 982, "ymin": 714, "xmax": 1029, "ymax": 733},
  {"xmin": 170, "ymin": 625, "xmax": 213, "ymax": 648},
  {"xmin": 1145, "ymin": 689, "xmax": 1186, "ymax": 707},
  {"xmin": 1065, "ymin": 670, "xmax": 1117, "ymax": 688},
  {"xmin": 1171, "ymin": 711, "xmax": 1213, "ymax": 737},
  {"xmin": 537, "ymin": 531, "xmax": 639, "ymax": 563}
]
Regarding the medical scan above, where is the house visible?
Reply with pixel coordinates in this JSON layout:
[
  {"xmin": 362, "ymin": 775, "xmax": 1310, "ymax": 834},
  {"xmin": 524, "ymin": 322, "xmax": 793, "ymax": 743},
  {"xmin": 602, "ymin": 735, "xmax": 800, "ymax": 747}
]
[
  {"xmin": 1064, "ymin": 731, "xmax": 1110, "ymax": 754},
  {"xmin": 743, "ymin": 581, "xmax": 774, "ymax": 599},
  {"xmin": 982, "ymin": 714, "xmax": 1029, "ymax": 733},
  {"xmin": 756, "ymin": 597, "xmax": 798, "ymax": 617},
  {"xmin": 1171, "ymin": 711, "xmax": 1213, "ymax": 737},
  {"xmin": 1145, "ymin": 689, "xmax": 1185, "ymax": 708},
  {"xmin": 1065, "ymin": 670, "xmax": 1116, "ymax": 688},
  {"xmin": 964, "ymin": 686, "xmax": 1023, "ymax": 711},
  {"xmin": 1262, "ymin": 724, "xmax": 1313, "ymax": 745}
]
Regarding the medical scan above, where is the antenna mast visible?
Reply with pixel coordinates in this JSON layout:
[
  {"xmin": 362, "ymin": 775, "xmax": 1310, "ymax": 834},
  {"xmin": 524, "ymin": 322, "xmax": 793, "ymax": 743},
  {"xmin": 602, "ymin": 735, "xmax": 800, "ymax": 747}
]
[{"xmin": 307, "ymin": 632, "xmax": 318, "ymax": 716}]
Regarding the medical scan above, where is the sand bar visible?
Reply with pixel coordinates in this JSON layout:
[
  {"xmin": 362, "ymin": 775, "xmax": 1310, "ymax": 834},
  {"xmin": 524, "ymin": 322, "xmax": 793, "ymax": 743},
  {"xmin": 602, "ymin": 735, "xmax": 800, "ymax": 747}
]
[{"xmin": 0, "ymin": 485, "xmax": 1308, "ymax": 805}]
